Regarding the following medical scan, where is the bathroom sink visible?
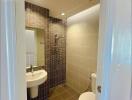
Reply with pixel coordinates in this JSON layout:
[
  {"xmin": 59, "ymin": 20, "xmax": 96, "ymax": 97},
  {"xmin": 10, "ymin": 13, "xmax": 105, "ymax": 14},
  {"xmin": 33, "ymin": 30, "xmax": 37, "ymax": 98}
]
[
  {"xmin": 26, "ymin": 69, "xmax": 47, "ymax": 88},
  {"xmin": 26, "ymin": 69, "xmax": 47, "ymax": 98}
]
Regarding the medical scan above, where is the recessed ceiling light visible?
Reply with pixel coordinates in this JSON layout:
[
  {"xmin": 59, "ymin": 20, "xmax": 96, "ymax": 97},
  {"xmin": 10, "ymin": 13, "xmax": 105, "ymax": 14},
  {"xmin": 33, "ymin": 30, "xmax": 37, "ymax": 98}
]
[{"xmin": 61, "ymin": 13, "xmax": 65, "ymax": 16}]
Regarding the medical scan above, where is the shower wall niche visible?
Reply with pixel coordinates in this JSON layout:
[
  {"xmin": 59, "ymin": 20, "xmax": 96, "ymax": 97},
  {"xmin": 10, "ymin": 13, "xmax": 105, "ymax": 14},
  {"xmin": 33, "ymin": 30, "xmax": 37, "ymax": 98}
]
[{"xmin": 25, "ymin": 2, "xmax": 66, "ymax": 100}]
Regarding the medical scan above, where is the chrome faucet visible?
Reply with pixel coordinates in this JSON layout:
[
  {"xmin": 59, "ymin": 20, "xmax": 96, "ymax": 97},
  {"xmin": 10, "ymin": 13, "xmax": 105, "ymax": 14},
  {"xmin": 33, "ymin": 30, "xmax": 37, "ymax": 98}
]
[{"xmin": 30, "ymin": 65, "xmax": 34, "ymax": 73}]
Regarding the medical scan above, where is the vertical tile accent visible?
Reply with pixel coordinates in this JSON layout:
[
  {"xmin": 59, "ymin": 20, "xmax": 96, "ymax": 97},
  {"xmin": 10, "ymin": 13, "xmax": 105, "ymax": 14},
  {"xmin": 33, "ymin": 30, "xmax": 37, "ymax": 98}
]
[
  {"xmin": 25, "ymin": 2, "xmax": 66, "ymax": 100},
  {"xmin": 48, "ymin": 17, "xmax": 66, "ymax": 88}
]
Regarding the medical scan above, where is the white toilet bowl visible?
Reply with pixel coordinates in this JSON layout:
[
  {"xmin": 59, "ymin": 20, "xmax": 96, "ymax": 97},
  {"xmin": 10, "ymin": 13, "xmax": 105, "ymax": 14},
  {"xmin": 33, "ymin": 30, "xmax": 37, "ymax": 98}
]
[
  {"xmin": 79, "ymin": 92, "xmax": 95, "ymax": 100},
  {"xmin": 79, "ymin": 73, "xmax": 96, "ymax": 100}
]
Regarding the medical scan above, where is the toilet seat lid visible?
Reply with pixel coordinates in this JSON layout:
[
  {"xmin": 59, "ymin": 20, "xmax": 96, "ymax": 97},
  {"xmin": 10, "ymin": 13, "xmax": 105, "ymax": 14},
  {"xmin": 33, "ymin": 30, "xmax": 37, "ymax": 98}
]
[{"xmin": 79, "ymin": 92, "xmax": 95, "ymax": 100}]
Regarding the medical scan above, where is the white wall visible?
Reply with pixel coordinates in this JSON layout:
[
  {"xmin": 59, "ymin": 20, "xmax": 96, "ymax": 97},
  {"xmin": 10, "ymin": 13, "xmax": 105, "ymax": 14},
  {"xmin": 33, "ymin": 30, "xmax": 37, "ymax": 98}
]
[{"xmin": 66, "ymin": 4, "xmax": 100, "ymax": 93}]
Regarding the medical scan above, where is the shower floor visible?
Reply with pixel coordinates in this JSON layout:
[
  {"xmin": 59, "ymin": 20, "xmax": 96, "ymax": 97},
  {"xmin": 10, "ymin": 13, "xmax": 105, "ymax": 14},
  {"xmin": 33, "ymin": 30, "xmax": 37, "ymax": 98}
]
[{"xmin": 49, "ymin": 84, "xmax": 79, "ymax": 100}]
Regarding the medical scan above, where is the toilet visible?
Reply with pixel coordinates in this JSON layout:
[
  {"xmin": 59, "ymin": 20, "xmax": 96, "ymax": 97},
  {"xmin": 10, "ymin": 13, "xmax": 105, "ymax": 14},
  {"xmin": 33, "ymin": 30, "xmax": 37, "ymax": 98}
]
[{"xmin": 79, "ymin": 73, "xmax": 96, "ymax": 100}]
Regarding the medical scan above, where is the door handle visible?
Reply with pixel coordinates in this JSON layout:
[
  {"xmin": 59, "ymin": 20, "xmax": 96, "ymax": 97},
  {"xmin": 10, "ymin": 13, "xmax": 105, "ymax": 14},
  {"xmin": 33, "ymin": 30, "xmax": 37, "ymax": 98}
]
[{"xmin": 97, "ymin": 85, "xmax": 101, "ymax": 93}]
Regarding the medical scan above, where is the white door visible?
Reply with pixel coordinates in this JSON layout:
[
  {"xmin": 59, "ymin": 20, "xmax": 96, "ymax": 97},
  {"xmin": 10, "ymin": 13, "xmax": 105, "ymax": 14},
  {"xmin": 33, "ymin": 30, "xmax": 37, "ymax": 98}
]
[
  {"xmin": 97, "ymin": 0, "xmax": 131, "ymax": 100},
  {"xmin": 0, "ymin": 0, "xmax": 27, "ymax": 100}
]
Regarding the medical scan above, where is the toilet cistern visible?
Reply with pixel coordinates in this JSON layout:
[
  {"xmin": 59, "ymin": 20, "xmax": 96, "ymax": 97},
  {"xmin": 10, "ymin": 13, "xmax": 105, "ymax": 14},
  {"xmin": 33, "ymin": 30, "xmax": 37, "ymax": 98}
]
[{"xmin": 79, "ymin": 73, "xmax": 96, "ymax": 100}]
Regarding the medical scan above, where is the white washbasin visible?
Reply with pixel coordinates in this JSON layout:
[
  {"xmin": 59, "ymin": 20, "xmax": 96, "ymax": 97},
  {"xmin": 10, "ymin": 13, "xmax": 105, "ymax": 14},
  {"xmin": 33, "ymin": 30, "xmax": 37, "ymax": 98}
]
[
  {"xmin": 26, "ymin": 69, "xmax": 47, "ymax": 88},
  {"xmin": 26, "ymin": 69, "xmax": 47, "ymax": 98}
]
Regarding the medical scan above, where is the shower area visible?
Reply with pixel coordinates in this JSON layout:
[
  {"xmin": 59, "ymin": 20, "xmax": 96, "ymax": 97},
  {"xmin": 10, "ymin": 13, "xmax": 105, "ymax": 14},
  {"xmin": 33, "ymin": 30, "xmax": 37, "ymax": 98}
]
[{"xmin": 25, "ymin": 2, "xmax": 66, "ymax": 100}]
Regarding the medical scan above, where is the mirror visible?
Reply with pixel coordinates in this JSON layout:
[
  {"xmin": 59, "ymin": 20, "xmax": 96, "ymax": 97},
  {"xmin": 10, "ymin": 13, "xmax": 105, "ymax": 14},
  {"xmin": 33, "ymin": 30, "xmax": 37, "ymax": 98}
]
[{"xmin": 26, "ymin": 28, "xmax": 45, "ymax": 68}]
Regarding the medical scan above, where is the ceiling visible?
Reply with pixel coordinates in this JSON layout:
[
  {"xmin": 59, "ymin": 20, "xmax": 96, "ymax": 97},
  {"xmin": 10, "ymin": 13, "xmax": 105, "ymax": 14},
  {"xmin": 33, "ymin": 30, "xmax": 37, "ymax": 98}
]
[{"xmin": 26, "ymin": 0, "xmax": 99, "ymax": 19}]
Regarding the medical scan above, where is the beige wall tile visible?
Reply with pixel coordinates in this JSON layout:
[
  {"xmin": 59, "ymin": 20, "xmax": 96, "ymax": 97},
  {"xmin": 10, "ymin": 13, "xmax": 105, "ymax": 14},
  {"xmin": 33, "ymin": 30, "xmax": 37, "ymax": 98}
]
[{"xmin": 66, "ymin": 5, "xmax": 99, "ymax": 93}]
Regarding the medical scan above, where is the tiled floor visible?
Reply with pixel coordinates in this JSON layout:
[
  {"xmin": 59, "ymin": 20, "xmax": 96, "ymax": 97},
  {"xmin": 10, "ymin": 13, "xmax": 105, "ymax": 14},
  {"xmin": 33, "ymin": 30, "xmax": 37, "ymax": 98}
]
[{"xmin": 48, "ymin": 85, "xmax": 80, "ymax": 100}]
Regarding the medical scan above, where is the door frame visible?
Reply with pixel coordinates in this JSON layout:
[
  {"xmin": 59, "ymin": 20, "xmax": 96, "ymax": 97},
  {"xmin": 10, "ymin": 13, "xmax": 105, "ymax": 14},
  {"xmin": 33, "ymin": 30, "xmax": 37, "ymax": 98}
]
[
  {"xmin": 97, "ymin": 0, "xmax": 131, "ymax": 100},
  {"xmin": 0, "ymin": 0, "xmax": 131, "ymax": 100}
]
